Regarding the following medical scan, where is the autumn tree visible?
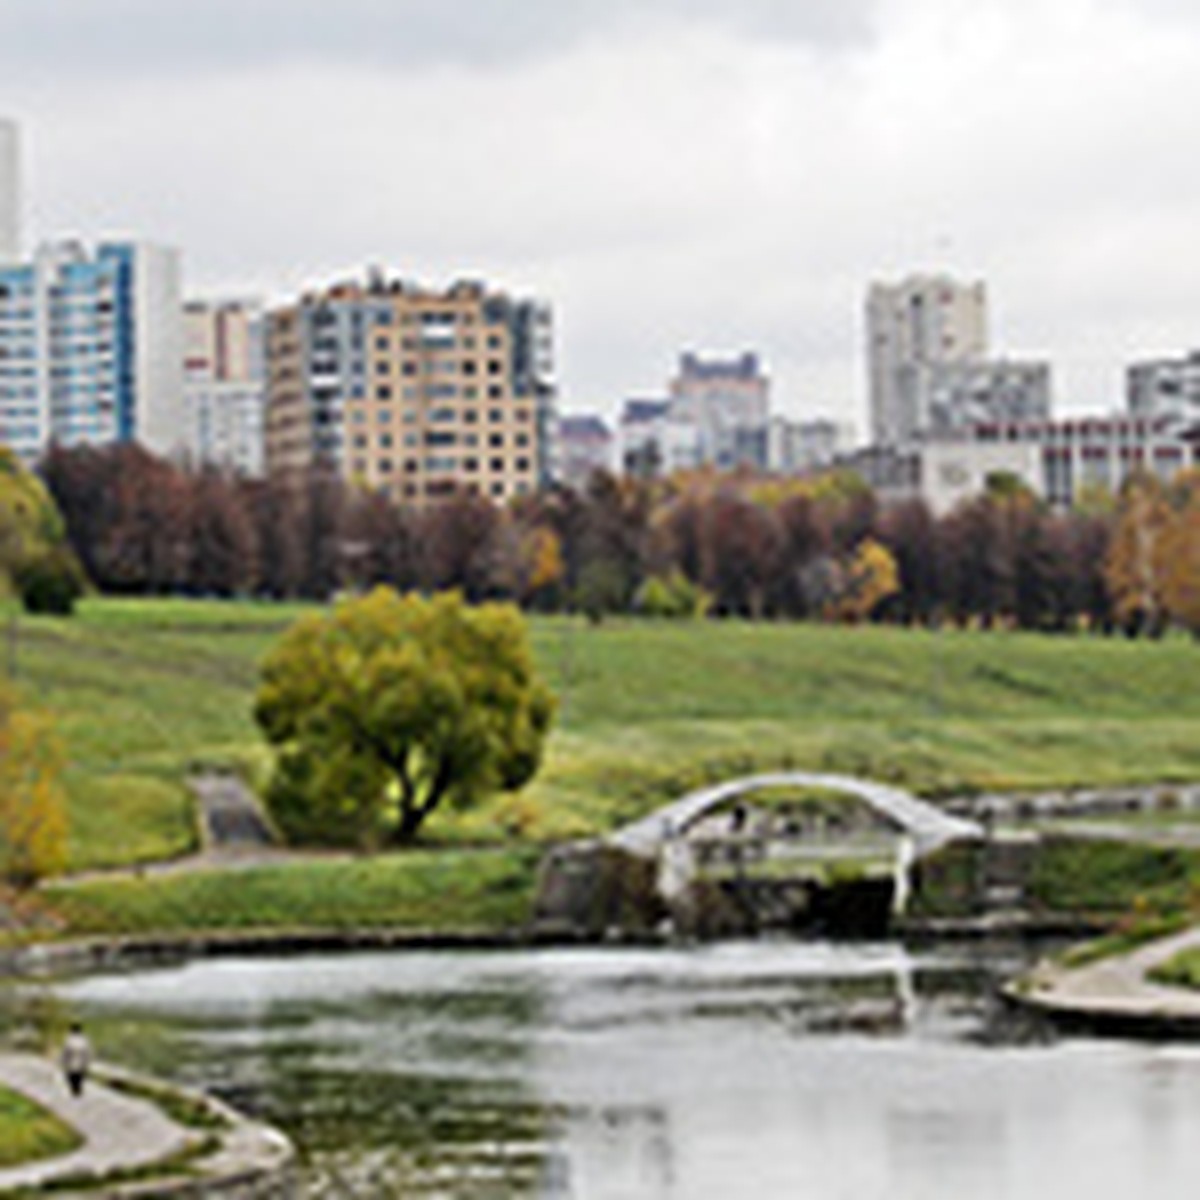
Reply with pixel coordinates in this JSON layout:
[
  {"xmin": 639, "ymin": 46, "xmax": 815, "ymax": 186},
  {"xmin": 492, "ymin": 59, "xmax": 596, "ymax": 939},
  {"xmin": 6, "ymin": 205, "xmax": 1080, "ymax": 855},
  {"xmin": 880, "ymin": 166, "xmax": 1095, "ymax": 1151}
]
[
  {"xmin": 186, "ymin": 467, "xmax": 259, "ymax": 596},
  {"xmin": 418, "ymin": 492, "xmax": 504, "ymax": 601},
  {"xmin": 1158, "ymin": 472, "xmax": 1200, "ymax": 635},
  {"xmin": 699, "ymin": 489, "xmax": 783, "ymax": 618},
  {"xmin": 830, "ymin": 538, "xmax": 899, "ymax": 623},
  {"xmin": 0, "ymin": 686, "xmax": 68, "ymax": 887},
  {"xmin": 877, "ymin": 499, "xmax": 940, "ymax": 625},
  {"xmin": 1104, "ymin": 475, "xmax": 1171, "ymax": 636},
  {"xmin": 254, "ymin": 588, "xmax": 555, "ymax": 846}
]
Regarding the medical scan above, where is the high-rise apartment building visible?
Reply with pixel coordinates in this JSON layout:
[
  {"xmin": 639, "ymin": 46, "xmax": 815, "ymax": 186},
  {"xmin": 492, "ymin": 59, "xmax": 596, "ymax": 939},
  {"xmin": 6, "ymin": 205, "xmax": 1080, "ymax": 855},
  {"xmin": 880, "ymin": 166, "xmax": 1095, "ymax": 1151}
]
[
  {"xmin": 266, "ymin": 273, "xmax": 555, "ymax": 503},
  {"xmin": 867, "ymin": 275, "xmax": 988, "ymax": 447},
  {"xmin": 0, "ymin": 240, "xmax": 184, "ymax": 466},
  {"xmin": 184, "ymin": 299, "xmax": 266, "ymax": 476},
  {"xmin": 1127, "ymin": 350, "xmax": 1200, "ymax": 422},
  {"xmin": 895, "ymin": 358, "xmax": 1051, "ymax": 434},
  {"xmin": 616, "ymin": 352, "xmax": 772, "ymax": 478},
  {"xmin": 668, "ymin": 351, "xmax": 771, "ymax": 470},
  {"xmin": 0, "ymin": 118, "xmax": 17, "ymax": 263}
]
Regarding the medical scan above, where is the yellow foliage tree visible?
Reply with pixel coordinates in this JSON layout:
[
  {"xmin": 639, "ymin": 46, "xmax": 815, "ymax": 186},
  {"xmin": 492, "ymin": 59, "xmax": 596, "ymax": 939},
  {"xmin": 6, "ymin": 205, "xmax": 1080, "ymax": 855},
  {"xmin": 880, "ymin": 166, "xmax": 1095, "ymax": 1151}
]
[
  {"xmin": 1160, "ymin": 492, "xmax": 1200, "ymax": 636},
  {"xmin": 523, "ymin": 525, "xmax": 565, "ymax": 600},
  {"xmin": 831, "ymin": 538, "xmax": 900, "ymax": 624},
  {"xmin": 1104, "ymin": 477, "xmax": 1171, "ymax": 635},
  {"xmin": 0, "ymin": 688, "xmax": 68, "ymax": 887}
]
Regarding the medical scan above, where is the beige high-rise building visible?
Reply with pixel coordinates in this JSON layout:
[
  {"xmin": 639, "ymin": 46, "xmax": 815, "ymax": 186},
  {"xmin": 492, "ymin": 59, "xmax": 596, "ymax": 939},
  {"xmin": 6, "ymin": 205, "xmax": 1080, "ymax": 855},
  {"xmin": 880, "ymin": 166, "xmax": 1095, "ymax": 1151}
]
[
  {"xmin": 265, "ymin": 273, "xmax": 554, "ymax": 503},
  {"xmin": 866, "ymin": 274, "xmax": 988, "ymax": 447}
]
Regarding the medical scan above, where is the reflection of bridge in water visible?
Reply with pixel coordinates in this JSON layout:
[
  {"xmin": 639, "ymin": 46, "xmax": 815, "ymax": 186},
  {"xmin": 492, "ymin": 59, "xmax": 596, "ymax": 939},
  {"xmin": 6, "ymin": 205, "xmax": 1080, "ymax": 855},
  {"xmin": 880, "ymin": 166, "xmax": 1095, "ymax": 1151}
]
[{"xmin": 610, "ymin": 772, "xmax": 983, "ymax": 924}]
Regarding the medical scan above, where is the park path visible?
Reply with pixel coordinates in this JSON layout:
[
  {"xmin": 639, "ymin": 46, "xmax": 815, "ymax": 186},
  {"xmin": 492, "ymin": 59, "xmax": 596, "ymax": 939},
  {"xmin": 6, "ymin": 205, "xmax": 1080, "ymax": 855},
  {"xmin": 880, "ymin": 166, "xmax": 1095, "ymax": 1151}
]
[
  {"xmin": 0, "ymin": 1053, "xmax": 193, "ymax": 1191},
  {"xmin": 1026, "ymin": 923, "xmax": 1200, "ymax": 1020}
]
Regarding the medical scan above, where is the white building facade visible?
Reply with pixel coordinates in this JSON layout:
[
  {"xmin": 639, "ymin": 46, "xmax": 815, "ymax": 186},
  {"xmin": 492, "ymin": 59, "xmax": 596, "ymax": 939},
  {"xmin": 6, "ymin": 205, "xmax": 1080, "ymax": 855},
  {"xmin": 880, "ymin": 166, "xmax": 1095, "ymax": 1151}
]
[
  {"xmin": 1127, "ymin": 350, "xmax": 1200, "ymax": 422},
  {"xmin": 867, "ymin": 274, "xmax": 988, "ymax": 447},
  {"xmin": 668, "ymin": 351, "xmax": 770, "ymax": 470},
  {"xmin": 767, "ymin": 416, "xmax": 850, "ymax": 474},
  {"xmin": 919, "ymin": 416, "xmax": 1200, "ymax": 514},
  {"xmin": 184, "ymin": 299, "xmax": 266, "ymax": 476},
  {"xmin": 0, "ymin": 240, "xmax": 184, "ymax": 466}
]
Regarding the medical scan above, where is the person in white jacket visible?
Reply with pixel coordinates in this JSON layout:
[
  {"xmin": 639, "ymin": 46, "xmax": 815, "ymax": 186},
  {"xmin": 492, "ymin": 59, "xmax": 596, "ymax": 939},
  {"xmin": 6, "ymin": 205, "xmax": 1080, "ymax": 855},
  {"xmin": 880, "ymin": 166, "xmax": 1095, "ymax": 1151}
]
[{"xmin": 60, "ymin": 1023, "xmax": 92, "ymax": 1098}]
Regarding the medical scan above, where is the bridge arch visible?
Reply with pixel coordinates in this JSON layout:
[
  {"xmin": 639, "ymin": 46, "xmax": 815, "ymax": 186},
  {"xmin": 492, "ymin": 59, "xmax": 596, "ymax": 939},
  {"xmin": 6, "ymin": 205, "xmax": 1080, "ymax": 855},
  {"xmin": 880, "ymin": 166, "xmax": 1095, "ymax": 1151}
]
[{"xmin": 610, "ymin": 771, "xmax": 981, "ymax": 860}]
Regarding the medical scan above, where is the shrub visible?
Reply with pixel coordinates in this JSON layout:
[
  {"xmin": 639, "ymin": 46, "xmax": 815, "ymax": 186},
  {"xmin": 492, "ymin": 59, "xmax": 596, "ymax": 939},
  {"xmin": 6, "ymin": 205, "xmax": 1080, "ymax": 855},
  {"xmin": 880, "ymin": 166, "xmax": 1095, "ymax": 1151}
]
[{"xmin": 12, "ymin": 547, "xmax": 86, "ymax": 616}]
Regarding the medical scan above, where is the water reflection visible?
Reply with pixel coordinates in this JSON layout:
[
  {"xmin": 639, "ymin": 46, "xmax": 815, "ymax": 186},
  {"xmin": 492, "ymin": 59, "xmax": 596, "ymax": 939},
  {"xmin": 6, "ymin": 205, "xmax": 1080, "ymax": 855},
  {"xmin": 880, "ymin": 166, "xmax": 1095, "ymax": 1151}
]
[{"xmin": 6, "ymin": 941, "xmax": 1200, "ymax": 1198}]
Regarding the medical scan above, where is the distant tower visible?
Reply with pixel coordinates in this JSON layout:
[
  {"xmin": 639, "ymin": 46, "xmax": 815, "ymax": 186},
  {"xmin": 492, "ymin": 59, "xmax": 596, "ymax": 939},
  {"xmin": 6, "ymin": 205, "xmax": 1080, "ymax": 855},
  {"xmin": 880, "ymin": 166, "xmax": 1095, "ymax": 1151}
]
[
  {"xmin": 0, "ymin": 118, "xmax": 18, "ymax": 263},
  {"xmin": 866, "ymin": 275, "xmax": 987, "ymax": 447}
]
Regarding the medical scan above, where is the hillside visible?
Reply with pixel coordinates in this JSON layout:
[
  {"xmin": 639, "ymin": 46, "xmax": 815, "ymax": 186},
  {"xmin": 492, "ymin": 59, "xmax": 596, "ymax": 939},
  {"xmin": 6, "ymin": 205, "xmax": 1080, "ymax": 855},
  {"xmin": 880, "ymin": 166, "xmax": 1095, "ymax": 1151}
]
[{"xmin": 8, "ymin": 597, "xmax": 1200, "ymax": 869}]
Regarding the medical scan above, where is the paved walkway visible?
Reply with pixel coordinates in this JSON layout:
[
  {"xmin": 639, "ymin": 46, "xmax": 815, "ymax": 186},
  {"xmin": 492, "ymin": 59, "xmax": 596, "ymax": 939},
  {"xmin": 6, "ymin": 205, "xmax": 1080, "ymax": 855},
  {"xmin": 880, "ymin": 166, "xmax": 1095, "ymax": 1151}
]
[
  {"xmin": 1022, "ymin": 923, "xmax": 1200, "ymax": 1024},
  {"xmin": 0, "ymin": 1053, "xmax": 193, "ymax": 1191},
  {"xmin": 191, "ymin": 772, "xmax": 278, "ymax": 855}
]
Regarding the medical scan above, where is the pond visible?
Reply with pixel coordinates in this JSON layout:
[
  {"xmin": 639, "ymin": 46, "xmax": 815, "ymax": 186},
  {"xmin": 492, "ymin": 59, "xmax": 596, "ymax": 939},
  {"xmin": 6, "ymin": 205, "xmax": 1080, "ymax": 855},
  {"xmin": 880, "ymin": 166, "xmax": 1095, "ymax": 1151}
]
[{"xmin": 21, "ymin": 940, "xmax": 1200, "ymax": 1198}]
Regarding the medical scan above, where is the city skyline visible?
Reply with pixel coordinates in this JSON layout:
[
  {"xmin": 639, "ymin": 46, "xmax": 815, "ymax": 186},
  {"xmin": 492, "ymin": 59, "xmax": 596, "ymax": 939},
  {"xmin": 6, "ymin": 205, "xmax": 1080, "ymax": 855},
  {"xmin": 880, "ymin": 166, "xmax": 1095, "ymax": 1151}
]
[{"xmin": 3, "ymin": 0, "xmax": 1200, "ymax": 435}]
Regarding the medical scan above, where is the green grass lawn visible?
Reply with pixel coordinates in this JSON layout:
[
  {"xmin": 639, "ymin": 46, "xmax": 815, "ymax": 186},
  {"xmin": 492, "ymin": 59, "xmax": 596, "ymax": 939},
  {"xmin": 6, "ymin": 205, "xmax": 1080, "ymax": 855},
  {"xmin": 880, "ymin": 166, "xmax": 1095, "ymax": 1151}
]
[
  {"xmin": 0, "ymin": 1083, "xmax": 81, "ymax": 1168},
  {"xmin": 40, "ymin": 847, "xmax": 537, "ymax": 937},
  {"xmin": 10, "ymin": 597, "xmax": 1200, "ymax": 872},
  {"xmin": 1150, "ymin": 946, "xmax": 1200, "ymax": 990}
]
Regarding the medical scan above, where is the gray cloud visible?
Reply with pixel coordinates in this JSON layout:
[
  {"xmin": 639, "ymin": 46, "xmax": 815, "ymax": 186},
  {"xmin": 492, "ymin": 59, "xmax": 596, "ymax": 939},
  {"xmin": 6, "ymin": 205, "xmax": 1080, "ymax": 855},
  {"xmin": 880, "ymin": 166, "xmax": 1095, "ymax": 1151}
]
[
  {"xmin": 4, "ymin": 0, "xmax": 1200, "ymax": 434},
  {"xmin": 0, "ymin": 0, "xmax": 876, "ymax": 78}
]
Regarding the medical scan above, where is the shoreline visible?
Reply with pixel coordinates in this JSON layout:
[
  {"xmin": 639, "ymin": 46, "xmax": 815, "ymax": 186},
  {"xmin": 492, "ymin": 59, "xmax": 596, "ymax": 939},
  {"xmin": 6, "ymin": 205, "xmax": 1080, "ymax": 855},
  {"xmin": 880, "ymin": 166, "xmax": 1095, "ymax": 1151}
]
[
  {"xmin": 1002, "ymin": 923, "xmax": 1200, "ymax": 1038},
  {"xmin": 0, "ymin": 1055, "xmax": 294, "ymax": 1198}
]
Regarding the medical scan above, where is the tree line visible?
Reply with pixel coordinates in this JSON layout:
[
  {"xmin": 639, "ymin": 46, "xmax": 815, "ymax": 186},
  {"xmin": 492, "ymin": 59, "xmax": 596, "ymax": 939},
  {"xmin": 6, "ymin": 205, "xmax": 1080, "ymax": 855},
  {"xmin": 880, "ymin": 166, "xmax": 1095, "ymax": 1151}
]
[{"xmin": 36, "ymin": 441, "xmax": 1200, "ymax": 636}]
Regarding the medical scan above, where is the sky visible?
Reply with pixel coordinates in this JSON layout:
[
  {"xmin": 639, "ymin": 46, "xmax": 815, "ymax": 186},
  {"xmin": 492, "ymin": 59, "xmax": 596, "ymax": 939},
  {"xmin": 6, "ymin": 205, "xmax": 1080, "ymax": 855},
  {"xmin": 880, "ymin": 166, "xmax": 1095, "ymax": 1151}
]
[{"xmin": 2, "ymin": 0, "xmax": 1200, "ymax": 437}]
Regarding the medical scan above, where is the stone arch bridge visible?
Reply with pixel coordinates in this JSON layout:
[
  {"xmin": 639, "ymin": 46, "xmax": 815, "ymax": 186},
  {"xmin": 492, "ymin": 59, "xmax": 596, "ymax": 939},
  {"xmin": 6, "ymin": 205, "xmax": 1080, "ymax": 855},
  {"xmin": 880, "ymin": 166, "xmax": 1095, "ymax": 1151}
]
[{"xmin": 535, "ymin": 772, "xmax": 982, "ymax": 937}]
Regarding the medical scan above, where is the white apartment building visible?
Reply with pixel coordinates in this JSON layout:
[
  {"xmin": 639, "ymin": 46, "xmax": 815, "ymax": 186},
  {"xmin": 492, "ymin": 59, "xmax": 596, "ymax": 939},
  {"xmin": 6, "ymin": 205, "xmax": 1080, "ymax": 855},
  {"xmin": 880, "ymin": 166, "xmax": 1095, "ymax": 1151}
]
[
  {"xmin": 0, "ymin": 240, "xmax": 184, "ymax": 466},
  {"xmin": 767, "ymin": 416, "xmax": 850, "ymax": 475},
  {"xmin": 920, "ymin": 416, "xmax": 1200, "ymax": 513},
  {"xmin": 1127, "ymin": 350, "xmax": 1200, "ymax": 422},
  {"xmin": 896, "ymin": 358, "xmax": 1051, "ymax": 434},
  {"xmin": 0, "ymin": 118, "xmax": 17, "ymax": 264},
  {"xmin": 866, "ymin": 275, "xmax": 988, "ymax": 447},
  {"xmin": 184, "ymin": 299, "xmax": 266, "ymax": 476},
  {"xmin": 668, "ymin": 352, "xmax": 770, "ymax": 470}
]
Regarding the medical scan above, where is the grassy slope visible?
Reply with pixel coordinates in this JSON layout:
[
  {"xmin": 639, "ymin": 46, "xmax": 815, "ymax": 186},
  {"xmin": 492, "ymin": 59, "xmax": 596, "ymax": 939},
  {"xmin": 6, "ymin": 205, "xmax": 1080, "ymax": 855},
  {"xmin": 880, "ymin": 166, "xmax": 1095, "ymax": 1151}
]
[
  {"xmin": 10, "ymin": 598, "xmax": 1200, "ymax": 872},
  {"xmin": 0, "ymin": 1083, "xmax": 82, "ymax": 1168},
  {"xmin": 42, "ymin": 848, "xmax": 538, "ymax": 937}
]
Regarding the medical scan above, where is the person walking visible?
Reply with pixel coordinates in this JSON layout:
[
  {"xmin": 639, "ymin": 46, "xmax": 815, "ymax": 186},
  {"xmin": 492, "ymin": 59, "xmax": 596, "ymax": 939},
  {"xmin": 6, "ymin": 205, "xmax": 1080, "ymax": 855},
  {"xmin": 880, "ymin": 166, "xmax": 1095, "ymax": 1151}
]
[{"xmin": 60, "ymin": 1022, "xmax": 92, "ymax": 1098}]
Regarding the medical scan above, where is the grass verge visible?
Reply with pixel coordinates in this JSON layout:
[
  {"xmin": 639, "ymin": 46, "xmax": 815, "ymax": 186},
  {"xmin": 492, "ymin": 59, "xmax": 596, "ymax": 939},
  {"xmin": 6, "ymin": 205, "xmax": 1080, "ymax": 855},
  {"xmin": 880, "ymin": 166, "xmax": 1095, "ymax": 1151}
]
[
  {"xmin": 1148, "ymin": 947, "xmax": 1200, "ymax": 990},
  {"xmin": 39, "ymin": 848, "xmax": 539, "ymax": 939},
  {"xmin": 0, "ymin": 1084, "xmax": 81, "ymax": 1169}
]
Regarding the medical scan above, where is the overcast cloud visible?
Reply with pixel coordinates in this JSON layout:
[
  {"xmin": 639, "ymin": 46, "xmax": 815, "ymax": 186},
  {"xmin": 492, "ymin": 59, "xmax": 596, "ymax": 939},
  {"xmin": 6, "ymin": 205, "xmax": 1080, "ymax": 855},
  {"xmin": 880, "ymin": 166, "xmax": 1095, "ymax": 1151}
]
[{"xmin": 2, "ymin": 0, "xmax": 1198, "ymax": 433}]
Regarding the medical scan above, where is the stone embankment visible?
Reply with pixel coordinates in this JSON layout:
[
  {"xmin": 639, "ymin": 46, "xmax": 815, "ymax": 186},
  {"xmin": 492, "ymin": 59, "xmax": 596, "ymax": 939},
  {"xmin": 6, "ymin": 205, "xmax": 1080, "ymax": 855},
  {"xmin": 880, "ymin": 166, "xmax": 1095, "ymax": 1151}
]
[{"xmin": 0, "ymin": 1053, "xmax": 294, "ymax": 1197}]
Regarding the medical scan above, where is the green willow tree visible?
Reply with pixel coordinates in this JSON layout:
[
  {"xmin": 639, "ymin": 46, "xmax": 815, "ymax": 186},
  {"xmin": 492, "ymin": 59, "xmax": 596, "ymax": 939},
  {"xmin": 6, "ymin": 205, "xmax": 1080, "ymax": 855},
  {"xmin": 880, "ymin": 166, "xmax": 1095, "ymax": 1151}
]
[{"xmin": 254, "ymin": 587, "xmax": 555, "ymax": 847}]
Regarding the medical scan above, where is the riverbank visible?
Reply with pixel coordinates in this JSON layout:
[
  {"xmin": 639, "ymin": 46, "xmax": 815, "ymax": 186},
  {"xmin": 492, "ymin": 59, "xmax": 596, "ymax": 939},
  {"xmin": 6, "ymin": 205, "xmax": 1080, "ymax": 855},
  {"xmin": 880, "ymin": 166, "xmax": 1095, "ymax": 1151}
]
[
  {"xmin": 0, "ymin": 1053, "xmax": 293, "ymax": 1197},
  {"xmin": 1007, "ymin": 923, "xmax": 1200, "ymax": 1037}
]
